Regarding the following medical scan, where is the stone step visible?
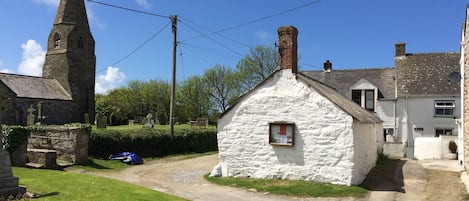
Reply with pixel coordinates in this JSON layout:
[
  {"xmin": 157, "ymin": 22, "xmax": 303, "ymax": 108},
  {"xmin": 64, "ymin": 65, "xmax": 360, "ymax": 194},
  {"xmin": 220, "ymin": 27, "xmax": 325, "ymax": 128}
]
[
  {"xmin": 0, "ymin": 171, "xmax": 13, "ymax": 178},
  {"xmin": 0, "ymin": 177, "xmax": 19, "ymax": 188},
  {"xmin": 0, "ymin": 186, "xmax": 26, "ymax": 199}
]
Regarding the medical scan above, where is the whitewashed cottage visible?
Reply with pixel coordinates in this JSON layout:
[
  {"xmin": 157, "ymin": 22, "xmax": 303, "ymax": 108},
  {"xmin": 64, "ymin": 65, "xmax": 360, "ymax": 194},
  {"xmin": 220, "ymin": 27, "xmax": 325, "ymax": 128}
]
[{"xmin": 211, "ymin": 26, "xmax": 383, "ymax": 186}]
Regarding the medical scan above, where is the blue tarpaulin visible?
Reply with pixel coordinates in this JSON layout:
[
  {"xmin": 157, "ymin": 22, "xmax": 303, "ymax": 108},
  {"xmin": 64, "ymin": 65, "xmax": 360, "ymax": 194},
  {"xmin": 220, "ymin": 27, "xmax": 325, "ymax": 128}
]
[{"xmin": 109, "ymin": 152, "xmax": 144, "ymax": 165}]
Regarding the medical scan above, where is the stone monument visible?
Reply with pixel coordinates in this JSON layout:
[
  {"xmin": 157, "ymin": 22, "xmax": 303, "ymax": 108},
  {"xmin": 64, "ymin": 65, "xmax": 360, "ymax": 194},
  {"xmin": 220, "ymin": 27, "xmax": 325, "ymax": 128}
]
[
  {"xmin": 0, "ymin": 96, "xmax": 26, "ymax": 198},
  {"xmin": 27, "ymin": 104, "xmax": 36, "ymax": 126}
]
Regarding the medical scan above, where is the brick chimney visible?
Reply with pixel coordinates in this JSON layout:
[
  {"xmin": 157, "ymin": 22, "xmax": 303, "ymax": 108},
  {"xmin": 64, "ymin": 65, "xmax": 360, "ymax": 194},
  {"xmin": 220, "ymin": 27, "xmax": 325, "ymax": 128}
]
[
  {"xmin": 395, "ymin": 42, "xmax": 406, "ymax": 57},
  {"xmin": 277, "ymin": 26, "xmax": 298, "ymax": 73},
  {"xmin": 324, "ymin": 60, "xmax": 332, "ymax": 72}
]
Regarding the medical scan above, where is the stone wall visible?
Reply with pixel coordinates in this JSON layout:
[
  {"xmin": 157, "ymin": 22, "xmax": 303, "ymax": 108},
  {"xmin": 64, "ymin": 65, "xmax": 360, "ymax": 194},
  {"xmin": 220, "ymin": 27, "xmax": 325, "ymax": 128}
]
[
  {"xmin": 28, "ymin": 126, "xmax": 89, "ymax": 165},
  {"xmin": 216, "ymin": 69, "xmax": 377, "ymax": 186},
  {"xmin": 464, "ymin": 5, "xmax": 469, "ymax": 172}
]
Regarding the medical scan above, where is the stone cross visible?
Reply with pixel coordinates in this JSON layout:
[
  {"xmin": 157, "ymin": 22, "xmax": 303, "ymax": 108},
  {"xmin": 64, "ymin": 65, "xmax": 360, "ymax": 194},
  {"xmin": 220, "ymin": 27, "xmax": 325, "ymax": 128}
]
[{"xmin": 27, "ymin": 104, "xmax": 36, "ymax": 126}]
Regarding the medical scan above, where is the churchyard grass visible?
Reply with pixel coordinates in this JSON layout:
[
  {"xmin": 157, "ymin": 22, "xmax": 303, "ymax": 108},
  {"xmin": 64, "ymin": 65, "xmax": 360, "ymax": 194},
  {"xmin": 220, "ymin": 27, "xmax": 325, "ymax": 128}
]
[
  {"xmin": 204, "ymin": 174, "xmax": 368, "ymax": 198},
  {"xmin": 13, "ymin": 167, "xmax": 187, "ymax": 201}
]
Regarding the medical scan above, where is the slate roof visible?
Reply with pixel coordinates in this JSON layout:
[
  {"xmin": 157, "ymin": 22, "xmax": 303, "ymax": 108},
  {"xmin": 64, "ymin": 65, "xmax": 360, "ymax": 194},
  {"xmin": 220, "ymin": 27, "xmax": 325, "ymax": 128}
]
[
  {"xmin": 0, "ymin": 73, "xmax": 72, "ymax": 100},
  {"xmin": 221, "ymin": 70, "xmax": 382, "ymax": 124},
  {"xmin": 296, "ymin": 72, "xmax": 382, "ymax": 124},
  {"xmin": 302, "ymin": 68, "xmax": 396, "ymax": 100},
  {"xmin": 396, "ymin": 52, "xmax": 460, "ymax": 96}
]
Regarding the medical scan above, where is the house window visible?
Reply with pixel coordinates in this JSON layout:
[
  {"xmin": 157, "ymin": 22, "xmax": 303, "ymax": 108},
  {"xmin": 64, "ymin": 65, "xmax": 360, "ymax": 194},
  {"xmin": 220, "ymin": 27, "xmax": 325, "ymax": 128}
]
[
  {"xmin": 435, "ymin": 128, "xmax": 453, "ymax": 137},
  {"xmin": 351, "ymin": 90, "xmax": 361, "ymax": 105},
  {"xmin": 434, "ymin": 100, "xmax": 455, "ymax": 117},
  {"xmin": 365, "ymin": 90, "xmax": 374, "ymax": 111},
  {"xmin": 351, "ymin": 89, "xmax": 375, "ymax": 112},
  {"xmin": 269, "ymin": 122, "xmax": 294, "ymax": 146}
]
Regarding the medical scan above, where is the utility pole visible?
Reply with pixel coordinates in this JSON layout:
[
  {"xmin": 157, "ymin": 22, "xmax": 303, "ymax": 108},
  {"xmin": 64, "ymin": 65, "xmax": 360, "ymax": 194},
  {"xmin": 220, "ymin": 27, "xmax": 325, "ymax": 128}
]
[{"xmin": 169, "ymin": 15, "xmax": 177, "ymax": 137}]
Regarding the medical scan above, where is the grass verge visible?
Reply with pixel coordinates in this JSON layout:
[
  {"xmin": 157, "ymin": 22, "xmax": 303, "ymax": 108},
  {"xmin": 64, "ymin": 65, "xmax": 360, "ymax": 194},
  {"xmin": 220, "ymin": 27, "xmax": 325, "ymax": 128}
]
[
  {"xmin": 204, "ymin": 174, "xmax": 368, "ymax": 198},
  {"xmin": 14, "ymin": 167, "xmax": 186, "ymax": 201}
]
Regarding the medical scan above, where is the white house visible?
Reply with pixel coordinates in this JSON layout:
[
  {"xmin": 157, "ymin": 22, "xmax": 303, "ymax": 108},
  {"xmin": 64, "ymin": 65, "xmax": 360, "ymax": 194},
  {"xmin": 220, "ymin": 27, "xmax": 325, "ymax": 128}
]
[
  {"xmin": 211, "ymin": 26, "xmax": 383, "ymax": 186},
  {"xmin": 304, "ymin": 43, "xmax": 460, "ymax": 159}
]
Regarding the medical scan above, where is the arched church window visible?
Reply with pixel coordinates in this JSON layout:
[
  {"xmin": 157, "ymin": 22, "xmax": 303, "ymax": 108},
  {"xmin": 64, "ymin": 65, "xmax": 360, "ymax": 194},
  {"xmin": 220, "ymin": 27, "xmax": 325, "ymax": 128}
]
[
  {"xmin": 78, "ymin": 36, "xmax": 84, "ymax": 50},
  {"xmin": 53, "ymin": 33, "xmax": 61, "ymax": 49}
]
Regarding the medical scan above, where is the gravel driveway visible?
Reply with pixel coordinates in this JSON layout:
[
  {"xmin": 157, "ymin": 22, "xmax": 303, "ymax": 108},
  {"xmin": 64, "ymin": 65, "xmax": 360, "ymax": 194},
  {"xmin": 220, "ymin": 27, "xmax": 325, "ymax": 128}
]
[{"xmin": 81, "ymin": 154, "xmax": 467, "ymax": 201}]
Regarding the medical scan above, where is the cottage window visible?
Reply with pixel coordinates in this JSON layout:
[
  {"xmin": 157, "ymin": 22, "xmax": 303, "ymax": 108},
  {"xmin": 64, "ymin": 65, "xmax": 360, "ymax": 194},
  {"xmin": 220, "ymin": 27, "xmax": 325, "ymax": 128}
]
[
  {"xmin": 434, "ymin": 100, "xmax": 455, "ymax": 117},
  {"xmin": 365, "ymin": 90, "xmax": 374, "ymax": 111},
  {"xmin": 351, "ymin": 89, "xmax": 374, "ymax": 112},
  {"xmin": 435, "ymin": 128, "xmax": 453, "ymax": 137},
  {"xmin": 351, "ymin": 90, "xmax": 361, "ymax": 105},
  {"xmin": 269, "ymin": 122, "xmax": 294, "ymax": 146}
]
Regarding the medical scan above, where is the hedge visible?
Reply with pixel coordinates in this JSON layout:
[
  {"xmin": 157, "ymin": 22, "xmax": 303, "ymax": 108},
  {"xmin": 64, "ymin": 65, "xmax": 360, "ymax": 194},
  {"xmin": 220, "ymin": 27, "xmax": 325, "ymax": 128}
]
[
  {"xmin": 1, "ymin": 125, "xmax": 30, "ymax": 153},
  {"xmin": 89, "ymin": 128, "xmax": 218, "ymax": 158}
]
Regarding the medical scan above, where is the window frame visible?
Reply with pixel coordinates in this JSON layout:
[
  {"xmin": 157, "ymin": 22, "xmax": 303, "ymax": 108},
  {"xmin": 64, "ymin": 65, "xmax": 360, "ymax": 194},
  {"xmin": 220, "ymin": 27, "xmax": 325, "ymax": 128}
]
[
  {"xmin": 364, "ymin": 89, "xmax": 375, "ymax": 111},
  {"xmin": 435, "ymin": 128, "xmax": 453, "ymax": 137},
  {"xmin": 269, "ymin": 122, "xmax": 295, "ymax": 146},
  {"xmin": 434, "ymin": 100, "xmax": 455, "ymax": 117}
]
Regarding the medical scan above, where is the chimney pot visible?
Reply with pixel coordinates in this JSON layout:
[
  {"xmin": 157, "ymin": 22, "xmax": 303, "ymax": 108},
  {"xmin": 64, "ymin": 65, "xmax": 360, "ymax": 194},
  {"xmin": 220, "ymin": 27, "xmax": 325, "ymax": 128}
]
[
  {"xmin": 395, "ymin": 42, "xmax": 406, "ymax": 57},
  {"xmin": 277, "ymin": 26, "xmax": 298, "ymax": 74},
  {"xmin": 324, "ymin": 60, "xmax": 332, "ymax": 72}
]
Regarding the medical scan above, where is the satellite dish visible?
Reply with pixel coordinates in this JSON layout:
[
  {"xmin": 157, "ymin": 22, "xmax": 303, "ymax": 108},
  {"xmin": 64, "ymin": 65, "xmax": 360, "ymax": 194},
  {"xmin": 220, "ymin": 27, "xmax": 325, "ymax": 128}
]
[{"xmin": 448, "ymin": 72, "xmax": 461, "ymax": 83}]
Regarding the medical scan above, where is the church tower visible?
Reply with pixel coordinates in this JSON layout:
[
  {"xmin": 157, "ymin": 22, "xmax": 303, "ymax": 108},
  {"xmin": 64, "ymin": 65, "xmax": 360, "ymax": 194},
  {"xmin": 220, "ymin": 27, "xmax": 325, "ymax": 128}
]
[{"xmin": 42, "ymin": 0, "xmax": 96, "ymax": 123}]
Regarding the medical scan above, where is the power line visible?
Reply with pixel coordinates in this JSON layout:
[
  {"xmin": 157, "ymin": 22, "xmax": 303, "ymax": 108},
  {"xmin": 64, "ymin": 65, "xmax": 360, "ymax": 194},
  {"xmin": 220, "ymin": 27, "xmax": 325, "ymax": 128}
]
[
  {"xmin": 87, "ymin": 0, "xmax": 170, "ymax": 19},
  {"xmin": 96, "ymin": 21, "xmax": 171, "ymax": 73},
  {"xmin": 179, "ymin": 20, "xmax": 244, "ymax": 57},
  {"xmin": 179, "ymin": 16, "xmax": 251, "ymax": 48},
  {"xmin": 181, "ymin": 0, "xmax": 321, "ymax": 42}
]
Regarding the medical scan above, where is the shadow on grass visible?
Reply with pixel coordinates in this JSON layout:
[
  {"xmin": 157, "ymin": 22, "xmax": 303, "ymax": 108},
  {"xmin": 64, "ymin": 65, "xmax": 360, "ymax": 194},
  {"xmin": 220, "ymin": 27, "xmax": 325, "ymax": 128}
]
[{"xmin": 38, "ymin": 192, "xmax": 59, "ymax": 198}]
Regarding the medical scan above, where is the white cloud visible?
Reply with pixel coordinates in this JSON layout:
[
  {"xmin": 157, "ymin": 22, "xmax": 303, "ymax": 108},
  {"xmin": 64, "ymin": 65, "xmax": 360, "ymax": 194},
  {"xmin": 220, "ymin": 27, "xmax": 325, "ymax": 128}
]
[
  {"xmin": 135, "ymin": 0, "xmax": 151, "ymax": 9},
  {"xmin": 95, "ymin": 66, "xmax": 126, "ymax": 94},
  {"xmin": 256, "ymin": 30, "xmax": 271, "ymax": 40},
  {"xmin": 17, "ymin": 40, "xmax": 45, "ymax": 77},
  {"xmin": 32, "ymin": 0, "xmax": 59, "ymax": 7},
  {"xmin": 0, "ymin": 59, "xmax": 12, "ymax": 74}
]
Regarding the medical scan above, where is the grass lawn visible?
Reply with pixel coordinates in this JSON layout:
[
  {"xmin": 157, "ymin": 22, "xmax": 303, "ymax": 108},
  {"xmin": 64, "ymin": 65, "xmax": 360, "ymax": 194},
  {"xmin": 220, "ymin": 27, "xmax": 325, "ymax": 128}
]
[
  {"xmin": 204, "ymin": 174, "xmax": 368, "ymax": 198},
  {"xmin": 14, "ymin": 167, "xmax": 186, "ymax": 201}
]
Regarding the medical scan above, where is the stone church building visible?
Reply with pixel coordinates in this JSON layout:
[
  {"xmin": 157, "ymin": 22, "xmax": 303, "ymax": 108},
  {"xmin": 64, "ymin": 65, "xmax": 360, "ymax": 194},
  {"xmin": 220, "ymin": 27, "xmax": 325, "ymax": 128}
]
[{"xmin": 0, "ymin": 0, "xmax": 95, "ymax": 125}]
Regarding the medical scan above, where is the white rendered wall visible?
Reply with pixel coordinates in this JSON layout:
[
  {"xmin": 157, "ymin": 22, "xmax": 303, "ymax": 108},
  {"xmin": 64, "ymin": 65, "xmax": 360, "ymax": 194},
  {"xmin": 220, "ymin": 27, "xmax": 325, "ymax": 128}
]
[
  {"xmin": 414, "ymin": 135, "xmax": 458, "ymax": 160},
  {"xmin": 217, "ymin": 69, "xmax": 375, "ymax": 186},
  {"xmin": 352, "ymin": 120, "xmax": 379, "ymax": 184},
  {"xmin": 396, "ymin": 97, "xmax": 460, "ymax": 142}
]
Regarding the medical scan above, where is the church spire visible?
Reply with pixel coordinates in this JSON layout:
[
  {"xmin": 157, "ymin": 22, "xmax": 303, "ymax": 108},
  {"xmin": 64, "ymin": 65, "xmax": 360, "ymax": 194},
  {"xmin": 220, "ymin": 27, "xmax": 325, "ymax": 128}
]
[
  {"xmin": 43, "ymin": 0, "xmax": 96, "ymax": 124},
  {"xmin": 54, "ymin": 0, "xmax": 90, "ymax": 28}
]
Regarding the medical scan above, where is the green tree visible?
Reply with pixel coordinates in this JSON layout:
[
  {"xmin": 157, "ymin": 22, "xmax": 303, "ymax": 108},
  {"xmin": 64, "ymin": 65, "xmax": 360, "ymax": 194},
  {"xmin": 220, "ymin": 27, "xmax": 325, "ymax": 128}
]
[
  {"xmin": 177, "ymin": 75, "xmax": 211, "ymax": 123},
  {"xmin": 236, "ymin": 45, "xmax": 278, "ymax": 91},
  {"xmin": 203, "ymin": 64, "xmax": 241, "ymax": 113}
]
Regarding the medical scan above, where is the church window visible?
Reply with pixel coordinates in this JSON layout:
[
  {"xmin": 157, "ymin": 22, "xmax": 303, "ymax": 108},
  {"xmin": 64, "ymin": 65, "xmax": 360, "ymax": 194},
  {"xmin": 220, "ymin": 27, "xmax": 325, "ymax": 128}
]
[
  {"xmin": 53, "ymin": 33, "xmax": 61, "ymax": 49},
  {"xmin": 78, "ymin": 36, "xmax": 84, "ymax": 50}
]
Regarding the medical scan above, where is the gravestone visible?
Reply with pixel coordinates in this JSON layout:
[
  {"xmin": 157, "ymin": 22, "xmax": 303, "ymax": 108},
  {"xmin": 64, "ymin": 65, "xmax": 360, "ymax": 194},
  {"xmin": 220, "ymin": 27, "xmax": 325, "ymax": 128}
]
[
  {"xmin": 84, "ymin": 113, "xmax": 90, "ymax": 124},
  {"xmin": 96, "ymin": 113, "xmax": 106, "ymax": 129},
  {"xmin": 26, "ymin": 104, "xmax": 36, "ymax": 126},
  {"xmin": 0, "ymin": 96, "xmax": 26, "ymax": 198},
  {"xmin": 143, "ymin": 113, "xmax": 154, "ymax": 128}
]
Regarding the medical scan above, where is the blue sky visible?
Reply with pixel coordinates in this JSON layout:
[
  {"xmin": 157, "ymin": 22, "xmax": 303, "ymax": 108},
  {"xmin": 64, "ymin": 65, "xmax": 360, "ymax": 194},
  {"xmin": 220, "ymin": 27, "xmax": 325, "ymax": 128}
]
[{"xmin": 0, "ymin": 0, "xmax": 467, "ymax": 94}]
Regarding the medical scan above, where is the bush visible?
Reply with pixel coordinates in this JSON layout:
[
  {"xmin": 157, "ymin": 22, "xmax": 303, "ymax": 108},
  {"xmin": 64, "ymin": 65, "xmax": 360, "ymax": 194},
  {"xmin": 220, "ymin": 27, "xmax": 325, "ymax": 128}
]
[
  {"xmin": 89, "ymin": 128, "xmax": 218, "ymax": 158},
  {"xmin": 449, "ymin": 140, "xmax": 457, "ymax": 153},
  {"xmin": 1, "ymin": 125, "xmax": 30, "ymax": 153}
]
